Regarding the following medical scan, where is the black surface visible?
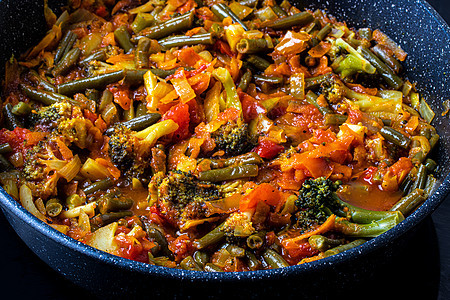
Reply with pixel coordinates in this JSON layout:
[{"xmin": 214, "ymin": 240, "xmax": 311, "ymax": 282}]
[{"xmin": 0, "ymin": 1, "xmax": 449, "ymax": 300}]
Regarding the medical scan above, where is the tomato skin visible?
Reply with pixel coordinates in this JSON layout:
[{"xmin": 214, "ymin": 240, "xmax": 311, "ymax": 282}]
[
  {"xmin": 214, "ymin": 40, "xmax": 234, "ymax": 57},
  {"xmin": 239, "ymin": 92, "xmax": 266, "ymax": 123},
  {"xmin": 362, "ymin": 166, "xmax": 378, "ymax": 185},
  {"xmin": 252, "ymin": 139, "xmax": 284, "ymax": 159},
  {"xmin": 162, "ymin": 102, "xmax": 190, "ymax": 142}
]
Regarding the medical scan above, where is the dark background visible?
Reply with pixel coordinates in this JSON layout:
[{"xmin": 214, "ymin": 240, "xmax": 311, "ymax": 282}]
[{"xmin": 0, "ymin": 1, "xmax": 449, "ymax": 299}]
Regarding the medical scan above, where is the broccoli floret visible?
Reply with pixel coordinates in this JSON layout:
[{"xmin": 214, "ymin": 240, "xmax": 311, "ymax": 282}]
[
  {"xmin": 211, "ymin": 121, "xmax": 252, "ymax": 157},
  {"xmin": 320, "ymin": 75, "xmax": 346, "ymax": 104},
  {"xmin": 158, "ymin": 170, "xmax": 221, "ymax": 208},
  {"xmin": 21, "ymin": 138, "xmax": 61, "ymax": 199},
  {"xmin": 294, "ymin": 177, "xmax": 342, "ymax": 230},
  {"xmin": 294, "ymin": 177, "xmax": 404, "ymax": 237},
  {"xmin": 156, "ymin": 170, "xmax": 222, "ymax": 221},
  {"xmin": 108, "ymin": 125, "xmax": 150, "ymax": 179},
  {"xmin": 221, "ymin": 212, "xmax": 255, "ymax": 238},
  {"xmin": 29, "ymin": 101, "xmax": 72, "ymax": 130}
]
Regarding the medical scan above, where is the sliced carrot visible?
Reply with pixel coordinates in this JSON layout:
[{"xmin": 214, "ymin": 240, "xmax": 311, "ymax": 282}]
[{"xmin": 282, "ymin": 214, "xmax": 336, "ymax": 248}]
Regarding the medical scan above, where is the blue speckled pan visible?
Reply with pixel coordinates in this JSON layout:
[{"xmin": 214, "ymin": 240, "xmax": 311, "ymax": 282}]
[{"xmin": 0, "ymin": 0, "xmax": 449, "ymax": 298}]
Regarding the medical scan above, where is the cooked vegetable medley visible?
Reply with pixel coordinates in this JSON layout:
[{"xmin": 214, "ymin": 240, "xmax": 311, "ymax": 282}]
[{"xmin": 0, "ymin": 0, "xmax": 439, "ymax": 271}]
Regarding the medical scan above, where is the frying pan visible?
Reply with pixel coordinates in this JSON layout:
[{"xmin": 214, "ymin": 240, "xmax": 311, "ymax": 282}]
[{"xmin": 0, "ymin": 0, "xmax": 449, "ymax": 298}]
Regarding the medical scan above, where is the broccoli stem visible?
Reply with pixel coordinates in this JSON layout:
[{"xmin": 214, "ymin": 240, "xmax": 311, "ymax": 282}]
[{"xmin": 334, "ymin": 213, "xmax": 403, "ymax": 237}]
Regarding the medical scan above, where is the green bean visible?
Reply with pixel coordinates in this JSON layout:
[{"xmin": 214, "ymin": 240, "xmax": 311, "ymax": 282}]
[
  {"xmin": 21, "ymin": 84, "xmax": 75, "ymax": 106},
  {"xmin": 57, "ymin": 70, "xmax": 125, "ymax": 95},
  {"xmin": 27, "ymin": 70, "xmax": 57, "ymax": 92},
  {"xmin": 271, "ymin": 5, "xmax": 288, "ymax": 17},
  {"xmin": 411, "ymin": 164, "xmax": 427, "ymax": 191},
  {"xmin": 159, "ymin": 33, "xmax": 215, "ymax": 49},
  {"xmin": 204, "ymin": 263, "xmax": 224, "ymax": 272},
  {"xmin": 193, "ymin": 251, "xmax": 209, "ymax": 267},
  {"xmin": 264, "ymin": 12, "xmax": 314, "ymax": 30},
  {"xmin": 11, "ymin": 102, "xmax": 32, "ymax": 116},
  {"xmin": 0, "ymin": 154, "xmax": 13, "ymax": 171},
  {"xmin": 45, "ymin": 199, "xmax": 63, "ymax": 217},
  {"xmin": 306, "ymin": 90, "xmax": 333, "ymax": 115},
  {"xmin": 137, "ymin": 11, "xmax": 195, "ymax": 40},
  {"xmin": 180, "ymin": 256, "xmax": 203, "ymax": 271},
  {"xmin": 208, "ymin": 152, "xmax": 263, "ymax": 169},
  {"xmin": 246, "ymin": 232, "xmax": 265, "ymax": 249},
  {"xmin": 245, "ymin": 251, "xmax": 262, "ymax": 270},
  {"xmin": 83, "ymin": 178, "xmax": 114, "ymax": 195},
  {"xmin": 52, "ymin": 47, "xmax": 81, "ymax": 77},
  {"xmin": 316, "ymin": 23, "xmax": 332, "ymax": 41},
  {"xmin": 149, "ymin": 68, "xmax": 177, "ymax": 78},
  {"xmin": 308, "ymin": 235, "xmax": 342, "ymax": 252},
  {"xmin": 211, "ymin": 3, "xmax": 249, "ymax": 31},
  {"xmin": 85, "ymin": 89, "xmax": 100, "ymax": 103},
  {"xmin": 54, "ymin": 30, "xmax": 77, "ymax": 64},
  {"xmin": 372, "ymin": 44, "xmax": 402, "ymax": 74},
  {"xmin": 105, "ymin": 113, "xmax": 161, "ymax": 135},
  {"xmin": 304, "ymin": 73, "xmax": 332, "ymax": 89},
  {"xmin": 424, "ymin": 175, "xmax": 436, "ymax": 198},
  {"xmin": 91, "ymin": 211, "xmax": 133, "ymax": 227},
  {"xmin": 359, "ymin": 47, "xmax": 403, "ymax": 90},
  {"xmin": 208, "ymin": 23, "xmax": 224, "ymax": 38},
  {"xmin": 247, "ymin": 55, "xmax": 271, "ymax": 71},
  {"xmin": 135, "ymin": 102, "xmax": 148, "ymax": 117},
  {"xmin": 379, "ymin": 126, "xmax": 411, "ymax": 149},
  {"xmin": 98, "ymin": 89, "xmax": 113, "ymax": 112},
  {"xmin": 424, "ymin": 158, "xmax": 437, "ymax": 172},
  {"xmin": 195, "ymin": 223, "xmax": 225, "ymax": 249},
  {"xmin": 429, "ymin": 133, "xmax": 439, "ymax": 150},
  {"xmin": 239, "ymin": 0, "xmax": 258, "ymax": 7},
  {"xmin": 142, "ymin": 221, "xmax": 173, "ymax": 259},
  {"xmin": 198, "ymin": 164, "xmax": 259, "ymax": 182},
  {"xmin": 237, "ymin": 68, "xmax": 252, "ymax": 92},
  {"xmin": 98, "ymin": 195, "xmax": 134, "ymax": 214},
  {"xmin": 262, "ymin": 249, "xmax": 289, "ymax": 268},
  {"xmin": 114, "ymin": 26, "xmax": 134, "ymax": 53},
  {"xmin": 400, "ymin": 173, "xmax": 413, "ymax": 195},
  {"xmin": 135, "ymin": 37, "xmax": 151, "ymax": 69},
  {"xmin": 254, "ymin": 75, "xmax": 284, "ymax": 85},
  {"xmin": 323, "ymin": 239, "xmax": 366, "ymax": 257},
  {"xmin": 123, "ymin": 107, "xmax": 135, "ymax": 122},
  {"xmin": 236, "ymin": 38, "xmax": 269, "ymax": 54},
  {"xmin": 3, "ymin": 103, "xmax": 23, "ymax": 130},
  {"xmin": 79, "ymin": 49, "xmax": 107, "ymax": 66},
  {"xmin": 324, "ymin": 113, "xmax": 348, "ymax": 126},
  {"xmin": 390, "ymin": 188, "xmax": 425, "ymax": 216},
  {"xmin": 131, "ymin": 12, "xmax": 155, "ymax": 33},
  {"xmin": 0, "ymin": 143, "xmax": 12, "ymax": 154}
]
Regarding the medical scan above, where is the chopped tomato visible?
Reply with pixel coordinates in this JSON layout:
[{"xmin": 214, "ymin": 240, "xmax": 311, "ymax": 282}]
[
  {"xmin": 282, "ymin": 239, "xmax": 319, "ymax": 265},
  {"xmin": 0, "ymin": 127, "xmax": 37, "ymax": 155},
  {"xmin": 109, "ymin": 84, "xmax": 132, "ymax": 110},
  {"xmin": 162, "ymin": 102, "xmax": 191, "ymax": 142},
  {"xmin": 252, "ymin": 139, "xmax": 284, "ymax": 159}
]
